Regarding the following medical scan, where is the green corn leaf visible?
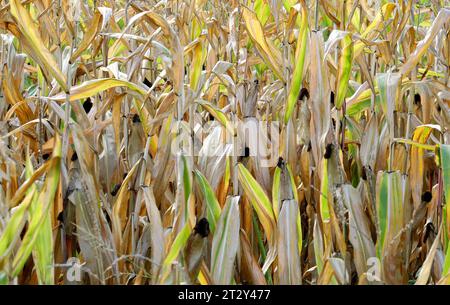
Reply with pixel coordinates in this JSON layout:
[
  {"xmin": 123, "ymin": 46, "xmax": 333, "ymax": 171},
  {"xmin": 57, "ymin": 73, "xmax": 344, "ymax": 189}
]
[
  {"xmin": 284, "ymin": 1, "xmax": 308, "ymax": 124},
  {"xmin": 441, "ymin": 145, "xmax": 450, "ymax": 276},
  {"xmin": 335, "ymin": 33, "xmax": 353, "ymax": 109},
  {"xmin": 194, "ymin": 170, "xmax": 221, "ymax": 234},
  {"xmin": 12, "ymin": 134, "xmax": 62, "ymax": 277}
]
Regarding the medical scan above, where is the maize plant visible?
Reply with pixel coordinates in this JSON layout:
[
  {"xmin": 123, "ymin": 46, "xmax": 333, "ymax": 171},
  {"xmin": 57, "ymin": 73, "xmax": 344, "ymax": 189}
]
[{"xmin": 0, "ymin": 0, "xmax": 449, "ymax": 285}]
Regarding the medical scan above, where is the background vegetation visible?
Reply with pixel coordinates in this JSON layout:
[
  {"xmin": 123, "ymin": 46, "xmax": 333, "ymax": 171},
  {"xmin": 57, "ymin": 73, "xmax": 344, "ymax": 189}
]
[{"xmin": 0, "ymin": 0, "xmax": 449, "ymax": 285}]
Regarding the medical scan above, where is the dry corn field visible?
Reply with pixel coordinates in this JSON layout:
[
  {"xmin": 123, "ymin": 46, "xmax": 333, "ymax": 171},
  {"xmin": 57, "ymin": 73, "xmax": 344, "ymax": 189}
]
[{"xmin": 0, "ymin": 0, "xmax": 449, "ymax": 286}]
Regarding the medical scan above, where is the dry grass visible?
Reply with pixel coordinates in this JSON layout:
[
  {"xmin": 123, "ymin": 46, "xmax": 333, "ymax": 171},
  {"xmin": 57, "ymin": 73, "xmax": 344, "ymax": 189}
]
[{"xmin": 0, "ymin": 0, "xmax": 449, "ymax": 285}]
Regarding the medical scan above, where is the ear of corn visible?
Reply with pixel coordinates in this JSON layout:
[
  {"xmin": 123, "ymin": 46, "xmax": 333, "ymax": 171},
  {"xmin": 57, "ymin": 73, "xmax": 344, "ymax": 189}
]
[{"xmin": 211, "ymin": 196, "xmax": 240, "ymax": 284}]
